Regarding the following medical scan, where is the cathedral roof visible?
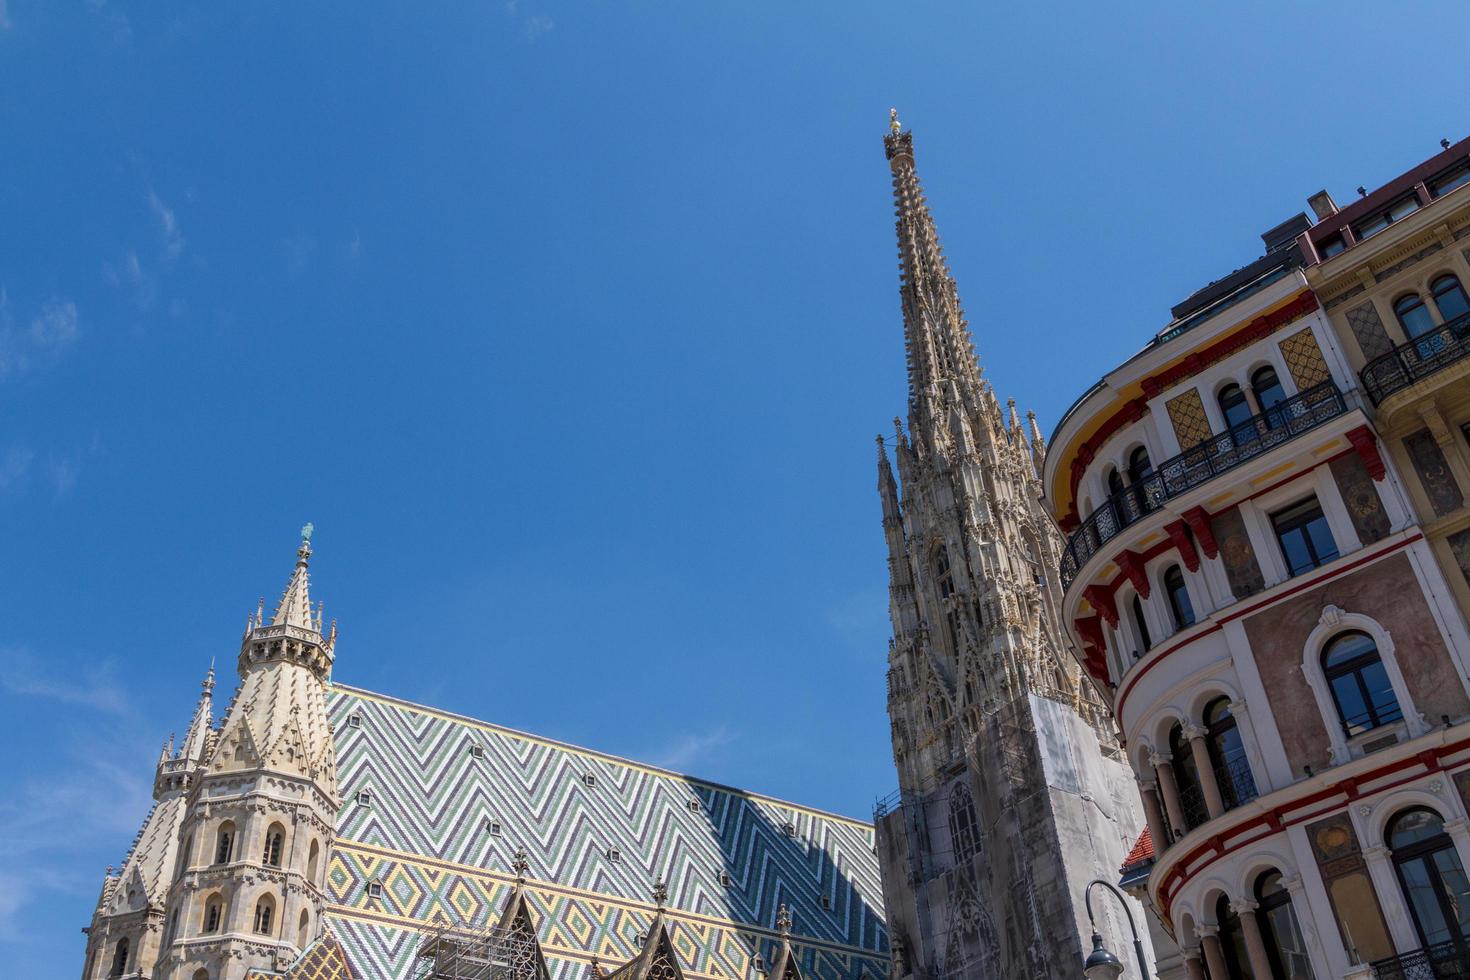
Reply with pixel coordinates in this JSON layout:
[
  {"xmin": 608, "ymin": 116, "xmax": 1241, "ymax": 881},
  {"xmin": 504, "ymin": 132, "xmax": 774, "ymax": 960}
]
[{"xmin": 320, "ymin": 684, "xmax": 888, "ymax": 980}]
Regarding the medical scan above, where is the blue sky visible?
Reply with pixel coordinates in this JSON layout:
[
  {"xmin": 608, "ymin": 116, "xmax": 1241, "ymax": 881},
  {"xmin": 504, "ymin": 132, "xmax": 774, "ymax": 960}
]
[{"xmin": 0, "ymin": 1, "xmax": 1465, "ymax": 973}]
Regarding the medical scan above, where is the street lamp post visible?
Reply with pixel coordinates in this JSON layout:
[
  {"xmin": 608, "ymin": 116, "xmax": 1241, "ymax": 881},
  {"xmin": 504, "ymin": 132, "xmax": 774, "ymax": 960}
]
[{"xmin": 1082, "ymin": 879, "xmax": 1149, "ymax": 979}]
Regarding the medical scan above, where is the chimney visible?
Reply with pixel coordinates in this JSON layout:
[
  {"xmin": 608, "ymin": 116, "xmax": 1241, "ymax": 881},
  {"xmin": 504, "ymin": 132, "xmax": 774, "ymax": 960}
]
[{"xmin": 1307, "ymin": 190, "xmax": 1339, "ymax": 221}]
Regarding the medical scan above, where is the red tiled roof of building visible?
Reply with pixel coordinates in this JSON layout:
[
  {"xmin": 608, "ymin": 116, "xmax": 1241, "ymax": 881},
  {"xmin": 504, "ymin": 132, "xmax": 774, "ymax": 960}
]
[{"xmin": 1121, "ymin": 827, "xmax": 1154, "ymax": 871}]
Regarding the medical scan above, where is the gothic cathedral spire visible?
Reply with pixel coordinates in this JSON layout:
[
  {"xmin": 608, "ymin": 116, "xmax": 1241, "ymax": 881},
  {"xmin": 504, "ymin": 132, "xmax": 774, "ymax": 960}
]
[{"xmin": 872, "ymin": 115, "xmax": 1150, "ymax": 979}]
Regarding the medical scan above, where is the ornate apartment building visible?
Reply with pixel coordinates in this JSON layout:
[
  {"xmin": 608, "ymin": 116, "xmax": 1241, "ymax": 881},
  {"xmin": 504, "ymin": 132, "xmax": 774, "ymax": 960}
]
[
  {"xmin": 871, "ymin": 118, "xmax": 1153, "ymax": 979},
  {"xmin": 1045, "ymin": 136, "xmax": 1470, "ymax": 979},
  {"xmin": 80, "ymin": 531, "xmax": 890, "ymax": 980}
]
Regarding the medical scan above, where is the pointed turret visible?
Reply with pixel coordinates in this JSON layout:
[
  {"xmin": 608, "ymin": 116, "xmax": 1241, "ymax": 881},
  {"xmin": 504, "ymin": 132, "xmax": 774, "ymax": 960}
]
[
  {"xmin": 884, "ymin": 109, "xmax": 984, "ymax": 429},
  {"xmin": 271, "ymin": 525, "xmax": 315, "ymax": 629},
  {"xmin": 767, "ymin": 904, "xmax": 804, "ymax": 980}
]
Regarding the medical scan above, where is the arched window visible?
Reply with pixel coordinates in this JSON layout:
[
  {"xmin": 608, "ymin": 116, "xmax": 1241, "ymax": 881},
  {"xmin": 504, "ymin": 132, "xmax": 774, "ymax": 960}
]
[
  {"xmin": 110, "ymin": 937, "xmax": 130, "ymax": 977},
  {"xmin": 1163, "ymin": 565, "xmax": 1194, "ymax": 629},
  {"xmin": 1169, "ymin": 724, "xmax": 1205, "ymax": 832},
  {"xmin": 253, "ymin": 894, "xmax": 276, "ymax": 936},
  {"xmin": 306, "ymin": 839, "xmax": 320, "ymax": 881},
  {"xmin": 1130, "ymin": 594, "xmax": 1152, "ymax": 653},
  {"xmin": 1106, "ymin": 467, "xmax": 1125, "ymax": 499},
  {"xmin": 1215, "ymin": 894, "xmax": 1253, "ymax": 979},
  {"xmin": 948, "ymin": 782, "xmax": 980, "ymax": 866},
  {"xmin": 1218, "ymin": 383, "xmax": 1253, "ymax": 434},
  {"xmin": 298, "ymin": 909, "xmax": 312, "ymax": 948},
  {"xmin": 214, "ymin": 820, "xmax": 235, "ymax": 865},
  {"xmin": 934, "ymin": 546, "xmax": 955, "ymax": 599},
  {"xmin": 1322, "ymin": 631, "xmax": 1402, "ymax": 737},
  {"xmin": 1127, "ymin": 446, "xmax": 1155, "ymax": 515},
  {"xmin": 1255, "ymin": 870, "xmax": 1314, "ymax": 978},
  {"xmin": 1432, "ymin": 274, "xmax": 1470, "ymax": 324},
  {"xmin": 193, "ymin": 970, "xmax": 211, "ymax": 980},
  {"xmin": 1388, "ymin": 808, "xmax": 1470, "ymax": 948},
  {"xmin": 202, "ymin": 894, "xmax": 224, "ymax": 933},
  {"xmin": 1395, "ymin": 293, "xmax": 1436, "ymax": 339},
  {"xmin": 1203, "ymin": 698, "xmax": 1255, "ymax": 809},
  {"xmin": 1251, "ymin": 365, "xmax": 1287, "ymax": 431},
  {"xmin": 262, "ymin": 823, "xmax": 286, "ymax": 867}
]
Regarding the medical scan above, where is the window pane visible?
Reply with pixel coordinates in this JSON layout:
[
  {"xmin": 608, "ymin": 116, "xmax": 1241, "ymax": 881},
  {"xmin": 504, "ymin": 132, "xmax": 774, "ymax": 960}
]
[
  {"xmin": 1434, "ymin": 277, "xmax": 1470, "ymax": 322},
  {"xmin": 1303, "ymin": 514, "xmax": 1339, "ymax": 566},
  {"xmin": 1330, "ymin": 673, "xmax": 1370, "ymax": 734},
  {"xmin": 1279, "ymin": 527, "xmax": 1315, "ymax": 576},
  {"xmin": 1358, "ymin": 215, "xmax": 1390, "ymax": 239},
  {"xmin": 1431, "ymin": 847, "xmax": 1470, "ymax": 940},
  {"xmin": 1360, "ymin": 660, "xmax": 1401, "ymax": 726},
  {"xmin": 1220, "ymin": 385, "xmax": 1252, "ymax": 429},
  {"xmin": 1400, "ymin": 857, "xmax": 1454, "ymax": 946},
  {"xmin": 1264, "ymin": 903, "xmax": 1316, "ymax": 979},
  {"xmin": 1324, "ymin": 632, "xmax": 1375, "ymax": 669},
  {"xmin": 1432, "ymin": 167, "xmax": 1470, "ymax": 198},
  {"xmin": 1398, "ymin": 298, "xmax": 1436, "ymax": 339},
  {"xmin": 1389, "ymin": 197, "xmax": 1421, "ymax": 221}
]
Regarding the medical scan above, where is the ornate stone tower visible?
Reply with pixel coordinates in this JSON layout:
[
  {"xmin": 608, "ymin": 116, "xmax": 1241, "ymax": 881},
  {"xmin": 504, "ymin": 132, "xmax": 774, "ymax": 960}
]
[
  {"xmin": 85, "ymin": 528, "xmax": 342, "ymax": 980},
  {"xmin": 871, "ymin": 116, "xmax": 1153, "ymax": 979}
]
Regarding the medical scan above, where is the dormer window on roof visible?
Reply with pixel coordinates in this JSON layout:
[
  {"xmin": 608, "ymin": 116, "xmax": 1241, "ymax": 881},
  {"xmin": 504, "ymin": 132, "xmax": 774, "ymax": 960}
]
[
  {"xmin": 1430, "ymin": 161, "xmax": 1470, "ymax": 198},
  {"xmin": 1354, "ymin": 193, "xmax": 1420, "ymax": 241}
]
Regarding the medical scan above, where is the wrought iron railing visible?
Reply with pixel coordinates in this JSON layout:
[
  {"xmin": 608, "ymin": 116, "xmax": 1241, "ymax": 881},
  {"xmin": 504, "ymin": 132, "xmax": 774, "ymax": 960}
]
[
  {"xmin": 1372, "ymin": 939, "xmax": 1470, "ymax": 979},
  {"xmin": 1361, "ymin": 310, "xmax": 1470, "ymax": 406},
  {"xmin": 1214, "ymin": 755, "xmax": 1258, "ymax": 811},
  {"xmin": 1178, "ymin": 781, "xmax": 1209, "ymax": 833},
  {"xmin": 1060, "ymin": 382, "xmax": 1346, "ymax": 587}
]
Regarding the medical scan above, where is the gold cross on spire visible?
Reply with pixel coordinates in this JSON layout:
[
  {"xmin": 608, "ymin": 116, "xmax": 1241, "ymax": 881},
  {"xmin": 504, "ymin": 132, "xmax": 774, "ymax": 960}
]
[{"xmin": 889, "ymin": 107, "xmax": 901, "ymax": 135}]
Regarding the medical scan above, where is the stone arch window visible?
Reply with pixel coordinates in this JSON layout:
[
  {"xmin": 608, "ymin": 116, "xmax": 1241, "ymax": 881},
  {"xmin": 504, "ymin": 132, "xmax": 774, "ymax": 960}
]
[
  {"xmin": 1395, "ymin": 292, "xmax": 1436, "ymax": 339},
  {"xmin": 1126, "ymin": 445, "xmax": 1156, "ymax": 515},
  {"xmin": 1387, "ymin": 807, "xmax": 1470, "ymax": 949},
  {"xmin": 1129, "ymin": 592, "xmax": 1152, "ymax": 654},
  {"xmin": 298, "ymin": 908, "xmax": 311, "ymax": 948},
  {"xmin": 213, "ymin": 820, "xmax": 235, "ymax": 865},
  {"xmin": 1432, "ymin": 273, "xmax": 1470, "ymax": 323},
  {"xmin": 948, "ymin": 782, "xmax": 980, "ymax": 866},
  {"xmin": 933, "ymin": 545, "xmax": 963, "ymax": 656},
  {"xmin": 1323, "ymin": 631, "xmax": 1401, "ymax": 737},
  {"xmin": 202, "ymin": 894, "xmax": 225, "ymax": 934},
  {"xmin": 1162, "ymin": 564, "xmax": 1194, "ymax": 630},
  {"xmin": 253, "ymin": 893, "xmax": 277, "ymax": 936},
  {"xmin": 1217, "ymin": 382, "xmax": 1253, "ymax": 435},
  {"xmin": 1106, "ymin": 466, "xmax": 1125, "ymax": 499},
  {"xmin": 1250, "ymin": 365, "xmax": 1286, "ymax": 429},
  {"xmin": 1169, "ymin": 723, "xmax": 1206, "ymax": 832},
  {"xmin": 1303, "ymin": 607, "xmax": 1422, "ymax": 764},
  {"xmin": 1214, "ymin": 894, "xmax": 1251, "ymax": 979},
  {"xmin": 262, "ymin": 822, "xmax": 286, "ymax": 867},
  {"xmin": 1254, "ymin": 870, "xmax": 1314, "ymax": 978},
  {"xmin": 1203, "ymin": 697, "xmax": 1255, "ymax": 810},
  {"xmin": 306, "ymin": 838, "xmax": 321, "ymax": 880},
  {"xmin": 109, "ymin": 937, "xmax": 130, "ymax": 977}
]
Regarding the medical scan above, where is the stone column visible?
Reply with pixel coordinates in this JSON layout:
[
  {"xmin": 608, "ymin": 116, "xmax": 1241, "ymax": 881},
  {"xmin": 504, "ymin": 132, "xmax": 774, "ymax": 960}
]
[
  {"xmin": 1186, "ymin": 725, "xmax": 1226, "ymax": 819},
  {"xmin": 1152, "ymin": 753, "xmax": 1185, "ymax": 839},
  {"xmin": 1199, "ymin": 925, "xmax": 1230, "ymax": 980},
  {"xmin": 1363, "ymin": 844, "xmax": 1420, "ymax": 955},
  {"xmin": 1180, "ymin": 945, "xmax": 1207, "ymax": 980},
  {"xmin": 1233, "ymin": 899, "xmax": 1276, "ymax": 979},
  {"xmin": 1138, "ymin": 777, "xmax": 1170, "ymax": 858}
]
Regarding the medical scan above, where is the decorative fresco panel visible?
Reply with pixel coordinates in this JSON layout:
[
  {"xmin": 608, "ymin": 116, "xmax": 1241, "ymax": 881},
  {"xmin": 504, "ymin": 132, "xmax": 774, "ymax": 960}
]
[
  {"xmin": 1404, "ymin": 428, "xmax": 1465, "ymax": 517},
  {"xmin": 1447, "ymin": 527, "xmax": 1470, "ymax": 589},
  {"xmin": 1278, "ymin": 327, "xmax": 1332, "ymax": 390},
  {"xmin": 1165, "ymin": 388, "xmax": 1212, "ymax": 451},
  {"xmin": 1329, "ymin": 453, "xmax": 1391, "ymax": 545},
  {"xmin": 1345, "ymin": 301, "xmax": 1395, "ymax": 362},
  {"xmin": 1210, "ymin": 508, "xmax": 1264, "ymax": 599}
]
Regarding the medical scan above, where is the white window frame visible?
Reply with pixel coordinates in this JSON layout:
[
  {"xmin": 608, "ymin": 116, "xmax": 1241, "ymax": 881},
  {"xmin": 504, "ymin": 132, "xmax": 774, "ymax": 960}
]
[{"xmin": 1302, "ymin": 604, "xmax": 1426, "ymax": 765}]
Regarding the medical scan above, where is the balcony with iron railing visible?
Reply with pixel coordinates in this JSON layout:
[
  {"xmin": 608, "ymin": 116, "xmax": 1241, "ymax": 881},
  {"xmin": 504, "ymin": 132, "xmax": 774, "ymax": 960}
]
[
  {"xmin": 1372, "ymin": 939, "xmax": 1470, "ymax": 979},
  {"xmin": 1361, "ymin": 310, "xmax": 1470, "ymax": 406},
  {"xmin": 1214, "ymin": 755, "xmax": 1259, "ymax": 811},
  {"xmin": 1060, "ymin": 381, "xmax": 1347, "ymax": 588}
]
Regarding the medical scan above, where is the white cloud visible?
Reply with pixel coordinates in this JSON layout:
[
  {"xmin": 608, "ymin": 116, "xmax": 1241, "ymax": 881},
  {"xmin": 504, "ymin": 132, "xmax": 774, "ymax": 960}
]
[
  {"xmin": 0, "ymin": 651, "xmax": 130, "ymax": 716},
  {"xmin": 648, "ymin": 726, "xmax": 736, "ymax": 772},
  {"xmin": 0, "ymin": 294, "xmax": 79, "ymax": 377},
  {"xmin": 523, "ymin": 15, "xmax": 554, "ymax": 40},
  {"xmin": 148, "ymin": 189, "xmax": 184, "ymax": 264}
]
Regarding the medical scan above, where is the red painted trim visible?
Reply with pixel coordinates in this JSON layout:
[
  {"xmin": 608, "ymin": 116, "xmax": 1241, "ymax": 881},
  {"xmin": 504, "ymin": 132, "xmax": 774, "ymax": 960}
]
[
  {"xmin": 1061, "ymin": 290, "xmax": 1319, "ymax": 522},
  {"xmin": 1157, "ymin": 740, "xmax": 1470, "ymax": 922},
  {"xmin": 1113, "ymin": 534, "xmax": 1423, "ymax": 719},
  {"xmin": 1182, "ymin": 507, "xmax": 1218, "ymax": 560},
  {"xmin": 1165, "ymin": 520, "xmax": 1200, "ymax": 573},
  {"xmin": 1347, "ymin": 424, "xmax": 1388, "ymax": 481},
  {"xmin": 1083, "ymin": 584, "xmax": 1119, "ymax": 629},
  {"xmin": 1115, "ymin": 549, "xmax": 1152, "ymax": 599}
]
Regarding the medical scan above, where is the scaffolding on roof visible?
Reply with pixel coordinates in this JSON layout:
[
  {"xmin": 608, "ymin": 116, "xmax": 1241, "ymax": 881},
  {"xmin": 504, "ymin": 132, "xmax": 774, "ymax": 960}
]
[{"xmin": 416, "ymin": 921, "xmax": 542, "ymax": 980}]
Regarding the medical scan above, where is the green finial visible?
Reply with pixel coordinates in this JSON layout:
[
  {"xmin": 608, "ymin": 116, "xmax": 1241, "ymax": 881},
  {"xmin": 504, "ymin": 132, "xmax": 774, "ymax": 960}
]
[{"xmin": 301, "ymin": 522, "xmax": 314, "ymax": 543}]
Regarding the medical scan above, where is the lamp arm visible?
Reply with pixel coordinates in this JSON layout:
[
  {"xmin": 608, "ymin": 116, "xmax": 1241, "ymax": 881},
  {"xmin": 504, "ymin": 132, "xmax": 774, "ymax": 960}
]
[{"xmin": 1084, "ymin": 879, "xmax": 1149, "ymax": 979}]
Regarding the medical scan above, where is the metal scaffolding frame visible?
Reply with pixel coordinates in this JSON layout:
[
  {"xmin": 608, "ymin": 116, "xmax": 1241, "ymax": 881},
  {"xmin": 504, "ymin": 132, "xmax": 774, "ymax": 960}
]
[{"xmin": 416, "ymin": 921, "xmax": 542, "ymax": 980}]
